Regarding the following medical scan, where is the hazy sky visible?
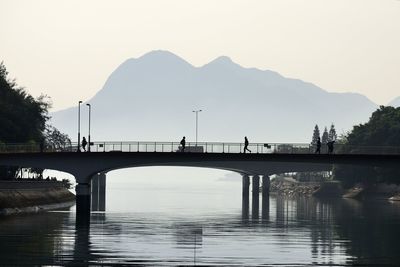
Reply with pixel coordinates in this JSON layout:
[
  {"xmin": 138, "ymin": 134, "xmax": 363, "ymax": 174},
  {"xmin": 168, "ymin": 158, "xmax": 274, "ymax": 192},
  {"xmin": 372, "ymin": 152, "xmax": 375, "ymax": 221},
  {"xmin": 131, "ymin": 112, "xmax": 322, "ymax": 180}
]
[{"xmin": 1, "ymin": 0, "xmax": 399, "ymax": 111}]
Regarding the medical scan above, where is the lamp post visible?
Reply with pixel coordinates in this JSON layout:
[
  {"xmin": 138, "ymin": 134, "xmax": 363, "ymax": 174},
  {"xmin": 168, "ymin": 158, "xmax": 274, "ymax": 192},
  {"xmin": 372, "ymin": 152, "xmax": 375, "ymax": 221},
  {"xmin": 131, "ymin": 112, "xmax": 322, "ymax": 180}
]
[
  {"xmin": 86, "ymin": 103, "xmax": 91, "ymax": 152},
  {"xmin": 192, "ymin": 109, "xmax": 202, "ymax": 145},
  {"xmin": 77, "ymin": 101, "xmax": 82, "ymax": 152}
]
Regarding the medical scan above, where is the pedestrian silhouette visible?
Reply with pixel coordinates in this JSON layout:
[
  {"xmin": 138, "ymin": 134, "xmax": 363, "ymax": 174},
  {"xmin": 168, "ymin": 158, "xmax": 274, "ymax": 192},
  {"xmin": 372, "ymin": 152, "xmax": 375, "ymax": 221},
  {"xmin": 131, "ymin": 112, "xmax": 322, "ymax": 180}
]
[
  {"xmin": 327, "ymin": 140, "xmax": 335, "ymax": 154},
  {"xmin": 81, "ymin": 137, "xmax": 88, "ymax": 152},
  {"xmin": 244, "ymin": 136, "xmax": 251, "ymax": 153},
  {"xmin": 180, "ymin": 136, "xmax": 186, "ymax": 152},
  {"xmin": 315, "ymin": 137, "xmax": 321, "ymax": 154}
]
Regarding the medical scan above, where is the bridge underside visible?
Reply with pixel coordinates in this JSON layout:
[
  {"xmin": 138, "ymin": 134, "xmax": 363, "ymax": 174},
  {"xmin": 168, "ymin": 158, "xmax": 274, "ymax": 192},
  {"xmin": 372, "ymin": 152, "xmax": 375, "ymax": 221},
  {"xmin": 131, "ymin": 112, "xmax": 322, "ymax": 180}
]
[{"xmin": 0, "ymin": 152, "xmax": 341, "ymax": 181}]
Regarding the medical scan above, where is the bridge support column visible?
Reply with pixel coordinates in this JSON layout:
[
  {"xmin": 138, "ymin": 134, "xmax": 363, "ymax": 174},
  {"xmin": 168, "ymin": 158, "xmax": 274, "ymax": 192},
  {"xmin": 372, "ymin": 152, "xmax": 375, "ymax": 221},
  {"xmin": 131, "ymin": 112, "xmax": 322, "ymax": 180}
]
[
  {"xmin": 242, "ymin": 174, "xmax": 250, "ymax": 197},
  {"xmin": 91, "ymin": 172, "xmax": 106, "ymax": 211},
  {"xmin": 252, "ymin": 175, "xmax": 260, "ymax": 197},
  {"xmin": 262, "ymin": 175, "xmax": 270, "ymax": 197},
  {"xmin": 98, "ymin": 172, "xmax": 106, "ymax": 211},
  {"xmin": 262, "ymin": 175, "xmax": 270, "ymax": 222},
  {"xmin": 76, "ymin": 182, "xmax": 91, "ymax": 223},
  {"xmin": 252, "ymin": 175, "xmax": 260, "ymax": 220},
  {"xmin": 242, "ymin": 174, "xmax": 250, "ymax": 222},
  {"xmin": 91, "ymin": 175, "xmax": 99, "ymax": 211}
]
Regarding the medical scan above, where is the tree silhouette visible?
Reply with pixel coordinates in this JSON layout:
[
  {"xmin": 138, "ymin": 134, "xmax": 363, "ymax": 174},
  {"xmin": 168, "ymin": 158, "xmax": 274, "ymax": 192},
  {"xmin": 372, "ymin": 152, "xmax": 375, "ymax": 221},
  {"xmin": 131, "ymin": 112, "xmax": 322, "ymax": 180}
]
[
  {"xmin": 0, "ymin": 62, "xmax": 70, "ymax": 179},
  {"xmin": 321, "ymin": 127, "xmax": 329, "ymax": 144},
  {"xmin": 334, "ymin": 106, "xmax": 400, "ymax": 186},
  {"xmin": 328, "ymin": 124, "xmax": 337, "ymax": 142},
  {"xmin": 311, "ymin": 124, "xmax": 320, "ymax": 145}
]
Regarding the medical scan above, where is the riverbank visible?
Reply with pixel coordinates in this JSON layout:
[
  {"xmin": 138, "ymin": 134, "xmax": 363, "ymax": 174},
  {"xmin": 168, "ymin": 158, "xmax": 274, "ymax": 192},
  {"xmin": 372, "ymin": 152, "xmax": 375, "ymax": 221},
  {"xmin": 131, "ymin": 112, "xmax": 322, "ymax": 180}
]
[
  {"xmin": 269, "ymin": 177, "xmax": 400, "ymax": 201},
  {"xmin": 0, "ymin": 181, "xmax": 75, "ymax": 215}
]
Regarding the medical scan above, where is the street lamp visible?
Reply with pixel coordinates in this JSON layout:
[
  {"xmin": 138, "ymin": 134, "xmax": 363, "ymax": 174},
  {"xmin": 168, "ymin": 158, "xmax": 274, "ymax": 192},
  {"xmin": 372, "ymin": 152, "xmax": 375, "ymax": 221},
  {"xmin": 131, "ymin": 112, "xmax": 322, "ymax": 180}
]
[
  {"xmin": 192, "ymin": 109, "xmax": 202, "ymax": 145},
  {"xmin": 77, "ymin": 101, "xmax": 82, "ymax": 152},
  {"xmin": 86, "ymin": 103, "xmax": 91, "ymax": 152}
]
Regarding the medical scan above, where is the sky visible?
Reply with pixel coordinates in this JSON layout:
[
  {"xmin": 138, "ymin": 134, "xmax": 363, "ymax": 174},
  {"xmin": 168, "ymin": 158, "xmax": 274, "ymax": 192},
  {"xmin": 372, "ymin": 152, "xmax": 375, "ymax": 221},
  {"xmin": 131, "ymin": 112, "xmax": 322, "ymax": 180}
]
[{"xmin": 1, "ymin": 0, "xmax": 399, "ymax": 111}]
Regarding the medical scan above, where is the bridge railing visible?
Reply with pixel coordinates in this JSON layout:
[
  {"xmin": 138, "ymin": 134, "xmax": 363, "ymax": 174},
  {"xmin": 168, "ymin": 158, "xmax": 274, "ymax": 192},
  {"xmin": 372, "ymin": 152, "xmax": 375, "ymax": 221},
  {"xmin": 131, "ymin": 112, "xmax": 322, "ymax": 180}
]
[{"xmin": 1, "ymin": 141, "xmax": 400, "ymax": 155}]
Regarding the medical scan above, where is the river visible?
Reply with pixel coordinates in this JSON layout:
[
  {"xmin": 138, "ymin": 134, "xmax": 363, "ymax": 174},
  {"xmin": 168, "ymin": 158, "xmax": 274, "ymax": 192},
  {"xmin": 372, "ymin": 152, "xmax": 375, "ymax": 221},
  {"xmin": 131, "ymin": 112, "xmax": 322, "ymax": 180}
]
[{"xmin": 0, "ymin": 167, "xmax": 399, "ymax": 266}]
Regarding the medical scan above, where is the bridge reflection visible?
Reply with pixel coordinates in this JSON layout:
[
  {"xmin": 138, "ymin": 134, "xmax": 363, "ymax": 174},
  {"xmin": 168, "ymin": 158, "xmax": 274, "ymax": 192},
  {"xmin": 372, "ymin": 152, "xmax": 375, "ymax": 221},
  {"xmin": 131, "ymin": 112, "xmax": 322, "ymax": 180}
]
[{"xmin": 1, "ymin": 196, "xmax": 400, "ymax": 265}]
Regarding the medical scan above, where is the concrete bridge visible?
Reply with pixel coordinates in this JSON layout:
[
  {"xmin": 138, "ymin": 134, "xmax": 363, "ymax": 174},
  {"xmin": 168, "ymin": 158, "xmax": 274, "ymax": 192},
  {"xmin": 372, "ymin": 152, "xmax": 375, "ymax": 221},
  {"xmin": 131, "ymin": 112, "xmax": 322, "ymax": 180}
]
[{"xmin": 1, "ymin": 141, "xmax": 400, "ymax": 223}]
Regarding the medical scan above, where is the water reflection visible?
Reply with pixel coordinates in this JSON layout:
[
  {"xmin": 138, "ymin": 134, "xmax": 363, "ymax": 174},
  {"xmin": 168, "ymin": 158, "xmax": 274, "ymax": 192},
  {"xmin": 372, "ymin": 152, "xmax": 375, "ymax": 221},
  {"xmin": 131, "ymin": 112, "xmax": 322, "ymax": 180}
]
[
  {"xmin": 0, "ymin": 209, "xmax": 73, "ymax": 265},
  {"xmin": 261, "ymin": 195, "xmax": 270, "ymax": 223},
  {"xmin": 251, "ymin": 194, "xmax": 259, "ymax": 221},
  {"xmin": 1, "ymin": 196, "xmax": 400, "ymax": 265},
  {"xmin": 241, "ymin": 194, "xmax": 249, "ymax": 223}
]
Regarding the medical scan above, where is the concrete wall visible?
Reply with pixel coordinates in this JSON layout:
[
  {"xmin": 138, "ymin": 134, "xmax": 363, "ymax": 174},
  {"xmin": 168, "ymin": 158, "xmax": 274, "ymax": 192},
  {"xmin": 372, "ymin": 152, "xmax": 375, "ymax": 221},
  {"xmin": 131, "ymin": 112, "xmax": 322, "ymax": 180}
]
[
  {"xmin": 0, "ymin": 184, "xmax": 75, "ymax": 213},
  {"xmin": 0, "ymin": 181, "xmax": 65, "ymax": 189}
]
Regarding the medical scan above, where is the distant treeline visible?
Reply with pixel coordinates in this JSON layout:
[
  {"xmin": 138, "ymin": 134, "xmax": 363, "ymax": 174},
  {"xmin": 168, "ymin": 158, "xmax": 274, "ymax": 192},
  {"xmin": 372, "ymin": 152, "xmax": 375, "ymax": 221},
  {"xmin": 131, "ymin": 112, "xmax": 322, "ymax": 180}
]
[{"xmin": 291, "ymin": 107, "xmax": 400, "ymax": 187}]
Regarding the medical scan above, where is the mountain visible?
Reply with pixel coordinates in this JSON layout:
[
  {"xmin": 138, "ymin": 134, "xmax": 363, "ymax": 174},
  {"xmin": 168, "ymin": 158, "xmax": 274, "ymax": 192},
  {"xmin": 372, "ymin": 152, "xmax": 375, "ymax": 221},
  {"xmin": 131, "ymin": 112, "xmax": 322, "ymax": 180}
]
[
  {"xmin": 388, "ymin": 97, "xmax": 400, "ymax": 108},
  {"xmin": 51, "ymin": 50, "xmax": 378, "ymax": 143}
]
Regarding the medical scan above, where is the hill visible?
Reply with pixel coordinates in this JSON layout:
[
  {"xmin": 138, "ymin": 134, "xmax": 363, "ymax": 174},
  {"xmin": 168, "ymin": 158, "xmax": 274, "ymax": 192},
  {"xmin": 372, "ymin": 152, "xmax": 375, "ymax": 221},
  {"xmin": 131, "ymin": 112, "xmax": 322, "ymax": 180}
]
[{"xmin": 51, "ymin": 50, "xmax": 377, "ymax": 143}]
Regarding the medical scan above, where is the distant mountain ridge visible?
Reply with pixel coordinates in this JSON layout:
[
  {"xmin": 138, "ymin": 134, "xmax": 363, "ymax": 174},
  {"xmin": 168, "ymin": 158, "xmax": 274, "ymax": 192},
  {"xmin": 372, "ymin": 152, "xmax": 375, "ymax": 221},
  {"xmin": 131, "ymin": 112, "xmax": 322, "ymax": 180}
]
[{"xmin": 51, "ymin": 50, "xmax": 378, "ymax": 143}]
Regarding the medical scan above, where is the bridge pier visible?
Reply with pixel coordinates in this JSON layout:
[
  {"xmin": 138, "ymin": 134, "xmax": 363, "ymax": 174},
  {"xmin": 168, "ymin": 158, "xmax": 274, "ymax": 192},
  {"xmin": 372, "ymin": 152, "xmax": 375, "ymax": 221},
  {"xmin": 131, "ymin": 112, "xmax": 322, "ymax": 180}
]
[
  {"xmin": 98, "ymin": 172, "xmax": 106, "ymax": 211},
  {"xmin": 261, "ymin": 175, "xmax": 270, "ymax": 221},
  {"xmin": 252, "ymin": 175, "xmax": 260, "ymax": 196},
  {"xmin": 252, "ymin": 175, "xmax": 260, "ymax": 220},
  {"xmin": 91, "ymin": 172, "xmax": 106, "ymax": 211},
  {"xmin": 242, "ymin": 174, "xmax": 250, "ymax": 223},
  {"xmin": 262, "ymin": 175, "xmax": 270, "ymax": 197},
  {"xmin": 91, "ymin": 175, "xmax": 99, "ymax": 211},
  {"xmin": 242, "ymin": 174, "xmax": 250, "ymax": 197},
  {"xmin": 76, "ymin": 182, "xmax": 91, "ymax": 222}
]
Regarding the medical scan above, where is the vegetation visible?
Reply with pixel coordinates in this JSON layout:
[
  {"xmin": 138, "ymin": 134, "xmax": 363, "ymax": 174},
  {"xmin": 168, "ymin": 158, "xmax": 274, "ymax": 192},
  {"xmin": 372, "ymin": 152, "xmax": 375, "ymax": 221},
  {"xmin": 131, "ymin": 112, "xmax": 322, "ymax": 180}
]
[
  {"xmin": 0, "ymin": 62, "xmax": 50, "ymax": 143},
  {"xmin": 328, "ymin": 124, "xmax": 337, "ymax": 142},
  {"xmin": 321, "ymin": 127, "xmax": 329, "ymax": 144},
  {"xmin": 0, "ymin": 62, "xmax": 71, "ymax": 179},
  {"xmin": 334, "ymin": 106, "xmax": 400, "ymax": 187},
  {"xmin": 311, "ymin": 124, "xmax": 320, "ymax": 145},
  {"xmin": 311, "ymin": 124, "xmax": 337, "ymax": 145}
]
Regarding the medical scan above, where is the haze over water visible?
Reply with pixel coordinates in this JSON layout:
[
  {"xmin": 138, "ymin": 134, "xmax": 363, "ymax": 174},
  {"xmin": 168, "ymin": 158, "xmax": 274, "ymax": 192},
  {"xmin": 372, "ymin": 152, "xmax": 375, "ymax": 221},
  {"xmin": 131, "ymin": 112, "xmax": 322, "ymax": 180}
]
[{"xmin": 1, "ymin": 168, "xmax": 400, "ymax": 266}]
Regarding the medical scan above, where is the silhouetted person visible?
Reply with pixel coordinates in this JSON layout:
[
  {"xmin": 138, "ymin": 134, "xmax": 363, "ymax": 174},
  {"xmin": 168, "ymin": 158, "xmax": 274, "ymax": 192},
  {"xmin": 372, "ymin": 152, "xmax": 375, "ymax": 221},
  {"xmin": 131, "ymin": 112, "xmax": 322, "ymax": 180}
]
[
  {"xmin": 315, "ymin": 137, "xmax": 321, "ymax": 154},
  {"xmin": 244, "ymin": 136, "xmax": 251, "ymax": 153},
  {"xmin": 327, "ymin": 140, "xmax": 335, "ymax": 154},
  {"xmin": 81, "ymin": 137, "xmax": 87, "ymax": 152},
  {"xmin": 180, "ymin": 136, "xmax": 186, "ymax": 152}
]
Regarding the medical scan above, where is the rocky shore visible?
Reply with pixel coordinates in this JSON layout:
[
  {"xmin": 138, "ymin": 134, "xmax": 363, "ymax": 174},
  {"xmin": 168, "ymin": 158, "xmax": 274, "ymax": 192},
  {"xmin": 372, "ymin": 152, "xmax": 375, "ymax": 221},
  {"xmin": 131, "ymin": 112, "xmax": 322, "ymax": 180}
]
[
  {"xmin": 0, "ymin": 181, "xmax": 75, "ymax": 215},
  {"xmin": 269, "ymin": 177, "xmax": 321, "ymax": 197}
]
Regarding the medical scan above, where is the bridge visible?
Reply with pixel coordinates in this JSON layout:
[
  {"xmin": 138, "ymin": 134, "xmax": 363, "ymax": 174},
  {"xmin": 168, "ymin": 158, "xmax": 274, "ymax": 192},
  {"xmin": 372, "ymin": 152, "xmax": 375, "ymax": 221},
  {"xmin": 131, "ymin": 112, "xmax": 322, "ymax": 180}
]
[{"xmin": 1, "ymin": 141, "xmax": 400, "ymax": 223}]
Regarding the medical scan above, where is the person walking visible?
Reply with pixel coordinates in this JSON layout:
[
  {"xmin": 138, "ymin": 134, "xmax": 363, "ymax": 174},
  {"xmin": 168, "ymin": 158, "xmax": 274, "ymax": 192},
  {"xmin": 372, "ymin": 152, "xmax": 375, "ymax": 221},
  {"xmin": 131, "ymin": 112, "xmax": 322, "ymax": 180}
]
[
  {"xmin": 81, "ymin": 137, "xmax": 88, "ymax": 152},
  {"xmin": 327, "ymin": 140, "xmax": 335, "ymax": 154},
  {"xmin": 315, "ymin": 137, "xmax": 321, "ymax": 154},
  {"xmin": 180, "ymin": 136, "xmax": 186, "ymax": 152},
  {"xmin": 244, "ymin": 136, "xmax": 251, "ymax": 153}
]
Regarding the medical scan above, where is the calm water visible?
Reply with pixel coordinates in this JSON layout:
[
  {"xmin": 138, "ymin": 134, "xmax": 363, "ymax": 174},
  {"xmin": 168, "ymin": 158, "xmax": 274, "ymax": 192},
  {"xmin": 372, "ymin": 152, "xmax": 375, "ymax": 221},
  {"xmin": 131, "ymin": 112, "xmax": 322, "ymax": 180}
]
[{"xmin": 1, "ymin": 168, "xmax": 400, "ymax": 266}]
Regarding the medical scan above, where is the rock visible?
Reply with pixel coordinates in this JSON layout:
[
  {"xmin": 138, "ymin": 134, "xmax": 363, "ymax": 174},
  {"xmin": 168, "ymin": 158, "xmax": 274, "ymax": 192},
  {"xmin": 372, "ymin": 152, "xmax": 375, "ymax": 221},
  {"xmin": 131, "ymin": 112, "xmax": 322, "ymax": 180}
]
[{"xmin": 389, "ymin": 194, "xmax": 400, "ymax": 202}]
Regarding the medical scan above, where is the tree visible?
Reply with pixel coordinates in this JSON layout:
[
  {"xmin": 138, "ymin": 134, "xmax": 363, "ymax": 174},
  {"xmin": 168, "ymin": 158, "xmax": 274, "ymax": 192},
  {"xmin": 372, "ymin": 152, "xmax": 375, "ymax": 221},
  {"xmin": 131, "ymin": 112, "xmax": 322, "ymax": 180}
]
[
  {"xmin": 44, "ymin": 125, "xmax": 72, "ymax": 151},
  {"xmin": 328, "ymin": 124, "xmax": 337, "ymax": 142},
  {"xmin": 334, "ymin": 106, "xmax": 400, "ymax": 187},
  {"xmin": 321, "ymin": 127, "xmax": 329, "ymax": 144},
  {"xmin": 0, "ymin": 62, "xmax": 50, "ymax": 143},
  {"xmin": 311, "ymin": 124, "xmax": 320, "ymax": 145},
  {"xmin": 0, "ymin": 62, "xmax": 68, "ymax": 179}
]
